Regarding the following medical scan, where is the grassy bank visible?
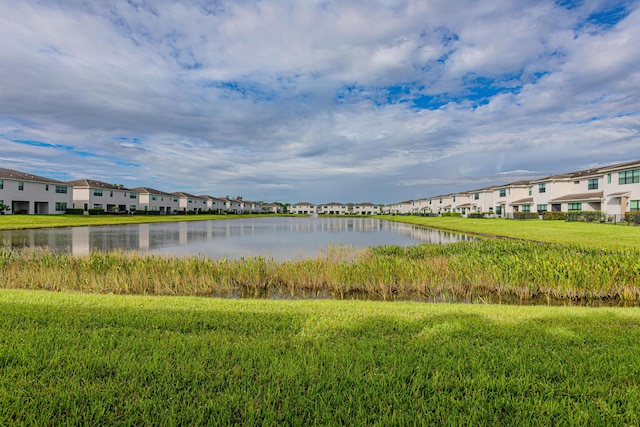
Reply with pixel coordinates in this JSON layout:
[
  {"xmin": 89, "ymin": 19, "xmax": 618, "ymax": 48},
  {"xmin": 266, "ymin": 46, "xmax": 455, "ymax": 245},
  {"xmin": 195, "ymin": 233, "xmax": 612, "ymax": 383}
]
[
  {"xmin": 3, "ymin": 239, "xmax": 640, "ymax": 304},
  {"xmin": 0, "ymin": 213, "xmax": 291, "ymax": 230},
  {"xmin": 381, "ymin": 215, "xmax": 640, "ymax": 249},
  {"xmin": 1, "ymin": 290, "xmax": 639, "ymax": 425}
]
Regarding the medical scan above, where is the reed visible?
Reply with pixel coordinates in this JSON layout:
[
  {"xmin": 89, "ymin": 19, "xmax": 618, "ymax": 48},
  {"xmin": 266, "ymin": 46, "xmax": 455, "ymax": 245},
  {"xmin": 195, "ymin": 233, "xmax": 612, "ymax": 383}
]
[{"xmin": 3, "ymin": 239, "xmax": 640, "ymax": 305}]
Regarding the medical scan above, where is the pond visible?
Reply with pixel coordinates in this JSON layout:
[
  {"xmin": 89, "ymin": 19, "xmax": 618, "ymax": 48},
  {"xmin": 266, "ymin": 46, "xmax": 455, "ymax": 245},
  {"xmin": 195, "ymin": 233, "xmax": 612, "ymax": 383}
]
[{"xmin": 0, "ymin": 217, "xmax": 475, "ymax": 260}]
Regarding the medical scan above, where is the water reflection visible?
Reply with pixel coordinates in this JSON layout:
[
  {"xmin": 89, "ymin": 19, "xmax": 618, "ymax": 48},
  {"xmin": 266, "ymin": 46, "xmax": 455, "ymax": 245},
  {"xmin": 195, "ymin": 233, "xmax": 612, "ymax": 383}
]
[{"xmin": 0, "ymin": 217, "xmax": 474, "ymax": 260}]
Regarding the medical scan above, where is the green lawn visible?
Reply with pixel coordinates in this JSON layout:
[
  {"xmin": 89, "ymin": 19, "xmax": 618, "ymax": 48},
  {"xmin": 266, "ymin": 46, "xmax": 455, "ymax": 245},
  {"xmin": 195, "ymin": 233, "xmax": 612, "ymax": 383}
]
[
  {"xmin": 0, "ymin": 213, "xmax": 289, "ymax": 230},
  {"xmin": 1, "ymin": 290, "xmax": 639, "ymax": 425},
  {"xmin": 381, "ymin": 215, "xmax": 640, "ymax": 249}
]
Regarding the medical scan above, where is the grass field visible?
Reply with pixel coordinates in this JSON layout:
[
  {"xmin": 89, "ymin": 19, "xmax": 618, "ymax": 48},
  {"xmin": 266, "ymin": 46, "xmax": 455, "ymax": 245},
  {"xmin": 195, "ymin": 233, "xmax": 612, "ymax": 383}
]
[
  {"xmin": 380, "ymin": 215, "xmax": 640, "ymax": 249},
  {"xmin": 1, "ymin": 289, "xmax": 639, "ymax": 425},
  {"xmin": 0, "ymin": 213, "xmax": 292, "ymax": 230}
]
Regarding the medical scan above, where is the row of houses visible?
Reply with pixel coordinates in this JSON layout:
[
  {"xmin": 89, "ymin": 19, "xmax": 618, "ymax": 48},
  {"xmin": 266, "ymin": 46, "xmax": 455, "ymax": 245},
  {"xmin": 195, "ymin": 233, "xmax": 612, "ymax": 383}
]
[
  {"xmin": 383, "ymin": 160, "xmax": 640, "ymax": 217},
  {"xmin": 289, "ymin": 202, "xmax": 381, "ymax": 215},
  {"xmin": 0, "ymin": 168, "xmax": 283, "ymax": 215}
]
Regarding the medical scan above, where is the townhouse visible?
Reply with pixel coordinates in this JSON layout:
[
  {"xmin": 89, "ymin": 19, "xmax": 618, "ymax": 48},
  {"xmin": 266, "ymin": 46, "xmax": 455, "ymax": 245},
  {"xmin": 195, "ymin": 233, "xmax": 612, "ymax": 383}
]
[
  {"xmin": 172, "ymin": 192, "xmax": 208, "ymax": 213},
  {"xmin": 0, "ymin": 168, "xmax": 72, "ymax": 214},
  {"xmin": 290, "ymin": 202, "xmax": 316, "ymax": 214},
  {"xmin": 261, "ymin": 203, "xmax": 283, "ymax": 214},
  {"xmin": 600, "ymin": 160, "xmax": 640, "ymax": 216},
  {"xmin": 134, "ymin": 187, "xmax": 181, "ymax": 214},
  {"xmin": 67, "ymin": 179, "xmax": 139, "ymax": 213},
  {"xmin": 200, "ymin": 196, "xmax": 227, "ymax": 214}
]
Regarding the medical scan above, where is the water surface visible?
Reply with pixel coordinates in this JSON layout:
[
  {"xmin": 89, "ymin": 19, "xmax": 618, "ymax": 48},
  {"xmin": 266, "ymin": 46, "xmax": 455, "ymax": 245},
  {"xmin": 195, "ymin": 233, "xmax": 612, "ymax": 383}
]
[{"xmin": 0, "ymin": 217, "xmax": 474, "ymax": 260}]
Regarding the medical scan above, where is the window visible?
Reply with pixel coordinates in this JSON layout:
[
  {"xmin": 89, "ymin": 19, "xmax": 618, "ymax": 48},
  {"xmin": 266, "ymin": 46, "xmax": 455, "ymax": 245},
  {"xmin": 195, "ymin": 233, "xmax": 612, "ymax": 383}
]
[
  {"xmin": 152, "ymin": 195, "xmax": 157, "ymax": 201},
  {"xmin": 522, "ymin": 205, "xmax": 531, "ymax": 212},
  {"xmin": 0, "ymin": 179, "xmax": 3, "ymax": 189},
  {"xmin": 55, "ymin": 202, "xmax": 67, "ymax": 211},
  {"xmin": 528, "ymin": 187, "xmax": 532, "ymax": 196},
  {"xmin": 453, "ymin": 196, "xmax": 456, "ymax": 202},
  {"xmin": 45, "ymin": 184, "xmax": 49, "ymax": 191},
  {"xmin": 499, "ymin": 189, "xmax": 506, "ymax": 197},
  {"xmin": 474, "ymin": 193, "xmax": 479, "ymax": 200},
  {"xmin": 174, "ymin": 198, "xmax": 179, "ymax": 202},
  {"xmin": 18, "ymin": 182, "xmax": 24, "ymax": 191},
  {"xmin": 93, "ymin": 189, "xmax": 103, "ymax": 196},
  {"xmin": 188, "ymin": 199, "xmax": 193, "ymax": 204},
  {"xmin": 55, "ymin": 185, "xmax": 67, "ymax": 194},
  {"xmin": 439, "ymin": 198, "xmax": 442, "ymax": 203},
  {"xmin": 568, "ymin": 202, "xmax": 582, "ymax": 211},
  {"xmin": 496, "ymin": 206, "xmax": 502, "ymax": 215},
  {"xmin": 619, "ymin": 169, "xmax": 640, "ymax": 185},
  {"xmin": 538, "ymin": 183, "xmax": 546, "ymax": 193},
  {"xmin": 93, "ymin": 204, "xmax": 103, "ymax": 209},
  {"xmin": 608, "ymin": 173, "xmax": 611, "ymax": 184},
  {"xmin": 537, "ymin": 204, "xmax": 548, "ymax": 212},
  {"xmin": 110, "ymin": 191, "xmax": 113, "ymax": 197},
  {"xmin": 129, "ymin": 193, "xmax": 137, "ymax": 199},
  {"xmin": 429, "ymin": 200, "xmax": 432, "ymax": 204},
  {"xmin": 588, "ymin": 178, "xmax": 598, "ymax": 190},
  {"xmin": 574, "ymin": 181, "xmax": 580, "ymax": 185},
  {"xmin": 631, "ymin": 201, "xmax": 640, "ymax": 212}
]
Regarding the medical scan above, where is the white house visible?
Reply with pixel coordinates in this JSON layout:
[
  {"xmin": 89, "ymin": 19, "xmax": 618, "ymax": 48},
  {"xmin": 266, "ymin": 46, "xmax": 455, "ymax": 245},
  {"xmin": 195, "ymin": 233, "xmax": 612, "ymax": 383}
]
[
  {"xmin": 0, "ymin": 168, "xmax": 72, "ymax": 214},
  {"xmin": 530, "ymin": 168, "xmax": 603, "ymax": 214},
  {"xmin": 200, "ymin": 196, "xmax": 227, "ymax": 214},
  {"xmin": 290, "ymin": 202, "xmax": 316, "ymax": 214},
  {"xmin": 67, "ymin": 179, "xmax": 139, "ymax": 213},
  {"xmin": 352, "ymin": 202, "xmax": 381, "ymax": 215},
  {"xmin": 599, "ymin": 160, "xmax": 640, "ymax": 216},
  {"xmin": 134, "ymin": 187, "xmax": 181, "ymax": 214},
  {"xmin": 172, "ymin": 192, "xmax": 208, "ymax": 213}
]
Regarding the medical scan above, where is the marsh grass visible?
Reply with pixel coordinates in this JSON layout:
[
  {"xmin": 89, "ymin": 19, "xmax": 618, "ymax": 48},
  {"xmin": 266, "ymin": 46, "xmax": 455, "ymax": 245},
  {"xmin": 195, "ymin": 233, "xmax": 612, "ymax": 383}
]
[
  {"xmin": 3, "ymin": 239, "xmax": 640, "ymax": 305},
  {"xmin": 1, "ymin": 290, "xmax": 640, "ymax": 425}
]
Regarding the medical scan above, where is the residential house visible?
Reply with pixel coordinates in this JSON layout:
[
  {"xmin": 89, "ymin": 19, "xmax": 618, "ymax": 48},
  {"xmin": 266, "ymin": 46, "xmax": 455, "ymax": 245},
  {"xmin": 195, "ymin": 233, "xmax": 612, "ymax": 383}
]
[
  {"xmin": 0, "ymin": 168, "xmax": 72, "ymax": 214},
  {"xmin": 352, "ymin": 203, "xmax": 381, "ymax": 215},
  {"xmin": 492, "ymin": 181, "xmax": 531, "ymax": 216},
  {"xmin": 290, "ymin": 202, "xmax": 316, "ymax": 214},
  {"xmin": 317, "ymin": 202, "xmax": 348, "ymax": 215},
  {"xmin": 134, "ymin": 187, "xmax": 181, "ymax": 214},
  {"xmin": 261, "ymin": 203, "xmax": 283, "ymax": 214},
  {"xmin": 67, "ymin": 179, "xmax": 139, "ymax": 213},
  {"xmin": 599, "ymin": 160, "xmax": 640, "ymax": 216},
  {"xmin": 530, "ymin": 168, "xmax": 603, "ymax": 214},
  {"xmin": 172, "ymin": 192, "xmax": 208, "ymax": 213},
  {"xmin": 200, "ymin": 196, "xmax": 227, "ymax": 214}
]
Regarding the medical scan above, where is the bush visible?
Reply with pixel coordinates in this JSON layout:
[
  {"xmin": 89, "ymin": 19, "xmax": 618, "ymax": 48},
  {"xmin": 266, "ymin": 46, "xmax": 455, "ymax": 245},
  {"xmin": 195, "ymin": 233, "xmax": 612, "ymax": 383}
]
[
  {"xmin": 566, "ymin": 210, "xmax": 605, "ymax": 222},
  {"xmin": 87, "ymin": 208, "xmax": 105, "ymax": 215},
  {"xmin": 543, "ymin": 212, "xmax": 566, "ymax": 221},
  {"xmin": 513, "ymin": 212, "xmax": 539, "ymax": 220},
  {"xmin": 441, "ymin": 212, "xmax": 462, "ymax": 217},
  {"xmin": 64, "ymin": 208, "xmax": 84, "ymax": 215},
  {"xmin": 624, "ymin": 212, "xmax": 640, "ymax": 225},
  {"xmin": 468, "ymin": 212, "xmax": 485, "ymax": 218}
]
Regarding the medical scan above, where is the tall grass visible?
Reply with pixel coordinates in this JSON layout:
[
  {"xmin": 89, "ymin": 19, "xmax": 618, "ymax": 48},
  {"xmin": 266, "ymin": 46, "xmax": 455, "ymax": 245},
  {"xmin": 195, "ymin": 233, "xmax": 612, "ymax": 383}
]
[{"xmin": 3, "ymin": 240, "xmax": 640, "ymax": 304}]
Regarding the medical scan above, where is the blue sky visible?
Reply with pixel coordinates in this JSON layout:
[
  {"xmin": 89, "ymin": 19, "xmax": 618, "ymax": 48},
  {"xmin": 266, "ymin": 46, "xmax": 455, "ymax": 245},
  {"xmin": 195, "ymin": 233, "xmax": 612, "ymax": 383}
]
[{"xmin": 1, "ymin": 0, "xmax": 639, "ymax": 204}]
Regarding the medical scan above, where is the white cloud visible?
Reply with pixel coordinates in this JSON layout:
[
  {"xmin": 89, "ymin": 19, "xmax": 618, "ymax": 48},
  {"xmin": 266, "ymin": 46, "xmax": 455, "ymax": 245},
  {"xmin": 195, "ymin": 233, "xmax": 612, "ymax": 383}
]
[{"xmin": 0, "ymin": 0, "xmax": 639, "ymax": 203}]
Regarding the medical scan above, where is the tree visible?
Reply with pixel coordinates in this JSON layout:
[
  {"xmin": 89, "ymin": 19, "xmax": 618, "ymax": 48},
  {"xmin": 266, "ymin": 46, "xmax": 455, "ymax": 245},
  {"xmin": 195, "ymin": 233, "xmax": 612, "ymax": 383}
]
[{"xmin": 0, "ymin": 204, "xmax": 10, "ymax": 215}]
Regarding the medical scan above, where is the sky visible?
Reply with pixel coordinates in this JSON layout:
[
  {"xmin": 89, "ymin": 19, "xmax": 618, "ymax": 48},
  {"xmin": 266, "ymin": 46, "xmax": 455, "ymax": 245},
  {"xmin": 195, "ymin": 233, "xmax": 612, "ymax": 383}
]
[{"xmin": 1, "ymin": 0, "xmax": 639, "ymax": 205}]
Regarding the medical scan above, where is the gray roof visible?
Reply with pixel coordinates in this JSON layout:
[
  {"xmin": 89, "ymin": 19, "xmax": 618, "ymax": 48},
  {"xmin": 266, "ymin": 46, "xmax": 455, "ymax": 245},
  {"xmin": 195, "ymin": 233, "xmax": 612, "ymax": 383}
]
[
  {"xmin": 550, "ymin": 191, "xmax": 603, "ymax": 202},
  {"xmin": 0, "ymin": 168, "xmax": 65, "ymax": 184},
  {"xmin": 67, "ymin": 179, "xmax": 135, "ymax": 191}
]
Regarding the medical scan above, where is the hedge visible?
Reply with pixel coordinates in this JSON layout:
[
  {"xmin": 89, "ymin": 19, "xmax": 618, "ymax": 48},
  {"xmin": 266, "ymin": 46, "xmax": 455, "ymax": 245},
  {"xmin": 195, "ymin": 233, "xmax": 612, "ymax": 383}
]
[
  {"xmin": 441, "ymin": 212, "xmax": 462, "ymax": 217},
  {"xmin": 543, "ymin": 212, "xmax": 566, "ymax": 221},
  {"xmin": 64, "ymin": 208, "xmax": 84, "ymax": 215},
  {"xmin": 513, "ymin": 212, "xmax": 539, "ymax": 220},
  {"xmin": 566, "ymin": 210, "xmax": 606, "ymax": 222}
]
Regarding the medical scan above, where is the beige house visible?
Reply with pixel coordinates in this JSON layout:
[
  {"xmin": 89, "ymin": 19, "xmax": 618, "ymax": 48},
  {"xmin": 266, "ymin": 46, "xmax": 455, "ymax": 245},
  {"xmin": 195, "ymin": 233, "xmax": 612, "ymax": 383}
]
[
  {"xmin": 68, "ymin": 179, "xmax": 139, "ymax": 213},
  {"xmin": 172, "ymin": 192, "xmax": 208, "ymax": 213},
  {"xmin": 134, "ymin": 187, "xmax": 181, "ymax": 214},
  {"xmin": 290, "ymin": 202, "xmax": 316, "ymax": 214},
  {"xmin": 0, "ymin": 168, "xmax": 72, "ymax": 214}
]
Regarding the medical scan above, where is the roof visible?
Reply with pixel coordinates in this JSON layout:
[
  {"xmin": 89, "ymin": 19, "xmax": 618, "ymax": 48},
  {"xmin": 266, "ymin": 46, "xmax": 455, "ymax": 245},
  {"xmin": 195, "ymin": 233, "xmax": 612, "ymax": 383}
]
[
  {"xmin": 511, "ymin": 197, "xmax": 534, "ymax": 204},
  {"xmin": 549, "ymin": 191, "xmax": 603, "ymax": 202},
  {"xmin": 172, "ymin": 192, "xmax": 202, "ymax": 199},
  {"xmin": 67, "ymin": 179, "xmax": 135, "ymax": 191},
  {"xmin": 133, "ymin": 187, "xmax": 173, "ymax": 196},
  {"xmin": 0, "ymin": 168, "xmax": 65, "ymax": 184},
  {"xmin": 456, "ymin": 203, "xmax": 473, "ymax": 208},
  {"xmin": 607, "ymin": 191, "xmax": 631, "ymax": 197},
  {"xmin": 597, "ymin": 160, "xmax": 640, "ymax": 173},
  {"xmin": 293, "ymin": 202, "xmax": 315, "ymax": 206}
]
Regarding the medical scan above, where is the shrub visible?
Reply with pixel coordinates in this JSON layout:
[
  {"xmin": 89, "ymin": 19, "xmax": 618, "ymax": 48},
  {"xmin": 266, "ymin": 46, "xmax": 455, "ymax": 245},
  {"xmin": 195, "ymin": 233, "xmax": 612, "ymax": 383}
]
[
  {"xmin": 624, "ymin": 212, "xmax": 640, "ymax": 225},
  {"xmin": 543, "ymin": 212, "xmax": 566, "ymax": 221},
  {"xmin": 441, "ymin": 212, "xmax": 462, "ymax": 217},
  {"xmin": 513, "ymin": 212, "xmax": 539, "ymax": 220},
  {"xmin": 566, "ymin": 210, "xmax": 605, "ymax": 222},
  {"xmin": 87, "ymin": 208, "xmax": 105, "ymax": 215},
  {"xmin": 468, "ymin": 212, "xmax": 485, "ymax": 218},
  {"xmin": 64, "ymin": 209, "xmax": 84, "ymax": 215}
]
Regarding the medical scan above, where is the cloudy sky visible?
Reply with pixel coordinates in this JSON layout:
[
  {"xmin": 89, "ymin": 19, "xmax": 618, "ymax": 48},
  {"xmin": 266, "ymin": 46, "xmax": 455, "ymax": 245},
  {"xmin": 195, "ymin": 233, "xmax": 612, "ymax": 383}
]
[{"xmin": 1, "ymin": 0, "xmax": 639, "ymax": 204}]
